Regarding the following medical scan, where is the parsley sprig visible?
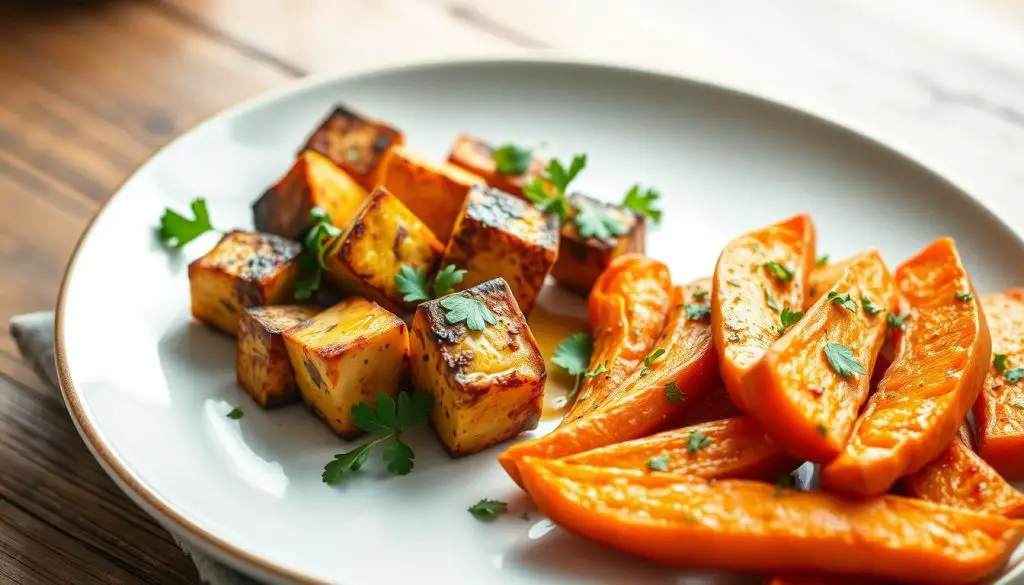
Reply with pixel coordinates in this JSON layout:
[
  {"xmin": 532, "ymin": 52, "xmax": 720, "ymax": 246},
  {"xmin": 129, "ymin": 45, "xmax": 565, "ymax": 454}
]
[
  {"xmin": 779, "ymin": 307, "xmax": 803, "ymax": 332},
  {"xmin": 827, "ymin": 291, "xmax": 858, "ymax": 313},
  {"xmin": 322, "ymin": 391, "xmax": 433, "ymax": 484},
  {"xmin": 764, "ymin": 261, "xmax": 794, "ymax": 283},
  {"xmin": 640, "ymin": 348, "xmax": 666, "ymax": 376},
  {"xmin": 295, "ymin": 207, "xmax": 341, "ymax": 300},
  {"xmin": 575, "ymin": 204, "xmax": 625, "ymax": 241},
  {"xmin": 441, "ymin": 294, "xmax": 496, "ymax": 331},
  {"xmin": 552, "ymin": 333, "xmax": 595, "ymax": 400},
  {"xmin": 468, "ymin": 499, "xmax": 508, "ymax": 521},
  {"xmin": 686, "ymin": 430, "xmax": 712, "ymax": 453},
  {"xmin": 395, "ymin": 264, "xmax": 467, "ymax": 303},
  {"xmin": 523, "ymin": 155, "xmax": 587, "ymax": 223},
  {"xmin": 158, "ymin": 197, "xmax": 218, "ymax": 248},
  {"xmin": 492, "ymin": 143, "xmax": 534, "ymax": 175},
  {"xmin": 824, "ymin": 342, "xmax": 866, "ymax": 377},
  {"xmin": 622, "ymin": 185, "xmax": 662, "ymax": 224}
]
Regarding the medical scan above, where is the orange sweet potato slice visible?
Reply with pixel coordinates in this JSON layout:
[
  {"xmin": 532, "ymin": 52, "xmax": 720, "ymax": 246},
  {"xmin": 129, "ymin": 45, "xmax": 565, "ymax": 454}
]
[
  {"xmin": 499, "ymin": 280, "xmax": 718, "ymax": 487},
  {"xmin": 743, "ymin": 249, "xmax": 897, "ymax": 462},
  {"xmin": 667, "ymin": 382, "xmax": 744, "ymax": 428},
  {"xmin": 806, "ymin": 254, "xmax": 856, "ymax": 308},
  {"xmin": 562, "ymin": 417, "xmax": 796, "ymax": 481},
  {"xmin": 821, "ymin": 238, "xmax": 990, "ymax": 496},
  {"xmin": 904, "ymin": 425, "xmax": 1024, "ymax": 518},
  {"xmin": 518, "ymin": 458, "xmax": 1024, "ymax": 584},
  {"xmin": 560, "ymin": 255, "xmax": 672, "ymax": 427},
  {"xmin": 975, "ymin": 289, "xmax": 1024, "ymax": 481},
  {"xmin": 713, "ymin": 214, "xmax": 816, "ymax": 412},
  {"xmin": 766, "ymin": 576, "xmax": 880, "ymax": 585}
]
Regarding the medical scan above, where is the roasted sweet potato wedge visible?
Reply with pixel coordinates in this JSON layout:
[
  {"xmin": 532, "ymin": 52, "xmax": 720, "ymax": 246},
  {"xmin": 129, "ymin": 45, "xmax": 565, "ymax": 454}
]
[
  {"xmin": 300, "ymin": 105, "xmax": 403, "ymax": 190},
  {"xmin": 499, "ymin": 281, "xmax": 719, "ymax": 487},
  {"xmin": 806, "ymin": 254, "xmax": 856, "ymax": 308},
  {"xmin": 667, "ymin": 382, "xmax": 744, "ymax": 428},
  {"xmin": 560, "ymin": 255, "xmax": 673, "ymax": 427},
  {"xmin": 975, "ymin": 289, "xmax": 1024, "ymax": 481},
  {"xmin": 712, "ymin": 214, "xmax": 816, "ymax": 411},
  {"xmin": 822, "ymin": 238, "xmax": 990, "ymax": 496},
  {"xmin": 519, "ymin": 458, "xmax": 1024, "ymax": 584},
  {"xmin": 743, "ymin": 249, "xmax": 897, "ymax": 462},
  {"xmin": 445, "ymin": 133, "xmax": 544, "ymax": 198},
  {"xmin": 563, "ymin": 417, "xmax": 796, "ymax": 481},
  {"xmin": 237, "ymin": 305, "xmax": 320, "ymax": 408}
]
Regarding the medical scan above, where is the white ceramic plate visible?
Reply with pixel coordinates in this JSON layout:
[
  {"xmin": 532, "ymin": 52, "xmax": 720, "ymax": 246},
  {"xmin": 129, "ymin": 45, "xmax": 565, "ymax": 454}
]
[{"xmin": 57, "ymin": 57, "xmax": 1024, "ymax": 585}]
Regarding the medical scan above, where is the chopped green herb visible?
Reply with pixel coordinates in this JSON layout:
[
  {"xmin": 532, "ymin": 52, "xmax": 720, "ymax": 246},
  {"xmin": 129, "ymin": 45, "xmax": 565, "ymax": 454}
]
[
  {"xmin": 994, "ymin": 354, "xmax": 1008, "ymax": 374},
  {"xmin": 622, "ymin": 185, "xmax": 662, "ymax": 225},
  {"xmin": 727, "ymin": 278, "xmax": 741, "ymax": 286},
  {"xmin": 685, "ymin": 304, "xmax": 711, "ymax": 321},
  {"xmin": 640, "ymin": 348, "xmax": 666, "ymax": 376},
  {"xmin": 764, "ymin": 288, "xmax": 780, "ymax": 312},
  {"xmin": 824, "ymin": 342, "xmax": 866, "ymax": 377},
  {"xmin": 686, "ymin": 430, "xmax": 712, "ymax": 453},
  {"xmin": 441, "ymin": 294, "xmax": 497, "ymax": 331},
  {"xmin": 692, "ymin": 287, "xmax": 709, "ymax": 301},
  {"xmin": 432, "ymin": 264, "xmax": 467, "ymax": 298},
  {"xmin": 295, "ymin": 207, "xmax": 341, "ymax": 300},
  {"xmin": 779, "ymin": 307, "xmax": 804, "ymax": 331},
  {"xmin": 468, "ymin": 499, "xmax": 508, "ymax": 521},
  {"xmin": 861, "ymin": 295, "xmax": 883, "ymax": 315},
  {"xmin": 552, "ymin": 333, "xmax": 593, "ymax": 377},
  {"xmin": 816, "ymin": 255, "xmax": 829, "ymax": 266},
  {"xmin": 492, "ymin": 143, "xmax": 533, "ymax": 175},
  {"xmin": 394, "ymin": 265, "xmax": 431, "ymax": 303},
  {"xmin": 816, "ymin": 424, "xmax": 828, "ymax": 437},
  {"xmin": 664, "ymin": 381, "xmax": 684, "ymax": 402},
  {"xmin": 647, "ymin": 455, "xmax": 670, "ymax": 472},
  {"xmin": 523, "ymin": 154, "xmax": 586, "ymax": 223},
  {"xmin": 585, "ymin": 362, "xmax": 607, "ymax": 379},
  {"xmin": 764, "ymin": 261, "xmax": 795, "ymax": 283},
  {"xmin": 1007, "ymin": 368, "xmax": 1024, "ymax": 383},
  {"xmin": 158, "ymin": 197, "xmax": 217, "ymax": 249},
  {"xmin": 887, "ymin": 312, "xmax": 908, "ymax": 330},
  {"xmin": 827, "ymin": 291, "xmax": 857, "ymax": 313},
  {"xmin": 955, "ymin": 291, "xmax": 975, "ymax": 302},
  {"xmin": 226, "ymin": 406, "xmax": 243, "ymax": 420},
  {"xmin": 575, "ymin": 204, "xmax": 625, "ymax": 241},
  {"xmin": 726, "ymin": 333, "xmax": 741, "ymax": 342}
]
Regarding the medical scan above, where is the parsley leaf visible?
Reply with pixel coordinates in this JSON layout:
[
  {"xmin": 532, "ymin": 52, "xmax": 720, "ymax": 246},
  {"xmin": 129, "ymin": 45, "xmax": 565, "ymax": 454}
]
[
  {"xmin": 764, "ymin": 261, "xmax": 794, "ymax": 283},
  {"xmin": 226, "ymin": 406, "xmax": 243, "ymax": 419},
  {"xmin": 685, "ymin": 304, "xmax": 711, "ymax": 321},
  {"xmin": 468, "ymin": 499, "xmax": 508, "ymax": 521},
  {"xmin": 523, "ymin": 154, "xmax": 586, "ymax": 223},
  {"xmin": 824, "ymin": 342, "xmax": 866, "ymax": 377},
  {"xmin": 158, "ymin": 198, "xmax": 216, "ymax": 248},
  {"xmin": 640, "ymin": 348, "xmax": 666, "ymax": 376},
  {"xmin": 887, "ymin": 312, "xmax": 908, "ymax": 330},
  {"xmin": 726, "ymin": 332, "xmax": 741, "ymax": 342},
  {"xmin": 780, "ymin": 307, "xmax": 803, "ymax": 331},
  {"xmin": 816, "ymin": 255, "xmax": 829, "ymax": 266},
  {"xmin": 585, "ymin": 362, "xmax": 607, "ymax": 379},
  {"xmin": 432, "ymin": 264, "xmax": 466, "ymax": 298},
  {"xmin": 552, "ymin": 333, "xmax": 593, "ymax": 377},
  {"xmin": 664, "ymin": 381, "xmax": 684, "ymax": 402},
  {"xmin": 686, "ymin": 430, "xmax": 712, "ymax": 453},
  {"xmin": 1007, "ymin": 368, "xmax": 1024, "ymax": 384},
  {"xmin": 995, "ymin": 354, "xmax": 1008, "ymax": 374},
  {"xmin": 322, "ymin": 390, "xmax": 433, "ymax": 484},
  {"xmin": 647, "ymin": 455, "xmax": 670, "ymax": 472},
  {"xmin": 622, "ymin": 185, "xmax": 662, "ymax": 225},
  {"xmin": 441, "ymin": 294, "xmax": 497, "ymax": 331},
  {"xmin": 955, "ymin": 291, "xmax": 975, "ymax": 301},
  {"xmin": 861, "ymin": 295, "xmax": 883, "ymax": 315},
  {"xmin": 575, "ymin": 204, "xmax": 625, "ymax": 241},
  {"xmin": 492, "ymin": 143, "xmax": 533, "ymax": 175},
  {"xmin": 816, "ymin": 424, "xmax": 828, "ymax": 437},
  {"xmin": 827, "ymin": 291, "xmax": 858, "ymax": 313},
  {"xmin": 295, "ymin": 207, "xmax": 341, "ymax": 300},
  {"xmin": 692, "ymin": 287, "xmax": 709, "ymax": 301},
  {"xmin": 764, "ymin": 288, "xmax": 780, "ymax": 312},
  {"xmin": 395, "ymin": 265, "xmax": 431, "ymax": 303}
]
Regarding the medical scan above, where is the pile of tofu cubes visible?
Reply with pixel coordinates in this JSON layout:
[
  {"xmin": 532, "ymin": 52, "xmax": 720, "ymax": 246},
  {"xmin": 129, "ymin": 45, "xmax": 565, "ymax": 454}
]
[{"xmin": 187, "ymin": 105, "xmax": 646, "ymax": 455}]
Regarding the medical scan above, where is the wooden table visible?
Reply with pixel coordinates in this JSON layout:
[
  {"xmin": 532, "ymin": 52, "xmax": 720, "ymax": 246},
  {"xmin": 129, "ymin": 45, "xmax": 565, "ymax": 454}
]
[{"xmin": 2, "ymin": 1, "xmax": 1023, "ymax": 582}]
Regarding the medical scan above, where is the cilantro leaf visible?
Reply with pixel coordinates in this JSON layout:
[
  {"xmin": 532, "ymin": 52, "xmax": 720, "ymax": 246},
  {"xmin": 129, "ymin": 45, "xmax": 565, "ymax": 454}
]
[
  {"xmin": 226, "ymin": 406, "xmax": 243, "ymax": 419},
  {"xmin": 575, "ymin": 205, "xmax": 625, "ymax": 241},
  {"xmin": 295, "ymin": 207, "xmax": 339, "ymax": 300},
  {"xmin": 622, "ymin": 185, "xmax": 662, "ymax": 224},
  {"xmin": 158, "ymin": 198, "xmax": 216, "ymax": 248},
  {"xmin": 493, "ymin": 143, "xmax": 533, "ymax": 175},
  {"xmin": 692, "ymin": 287, "xmax": 709, "ymax": 301},
  {"xmin": 955, "ymin": 291, "xmax": 975, "ymax": 301},
  {"xmin": 685, "ymin": 304, "xmax": 711, "ymax": 321},
  {"xmin": 322, "ymin": 441, "xmax": 377, "ymax": 484},
  {"xmin": 396, "ymin": 390, "xmax": 433, "ymax": 429},
  {"xmin": 440, "ymin": 294, "xmax": 497, "ymax": 331},
  {"xmin": 764, "ymin": 288, "xmax": 780, "ymax": 312},
  {"xmin": 664, "ymin": 381, "xmax": 684, "ymax": 402},
  {"xmin": 523, "ymin": 154, "xmax": 587, "ymax": 223},
  {"xmin": 816, "ymin": 255, "xmax": 829, "ymax": 266},
  {"xmin": 640, "ymin": 348, "xmax": 666, "ymax": 376},
  {"xmin": 824, "ymin": 342, "xmax": 866, "ymax": 377},
  {"xmin": 381, "ymin": 436, "xmax": 415, "ymax": 475},
  {"xmin": 780, "ymin": 307, "xmax": 803, "ymax": 331},
  {"xmin": 552, "ymin": 333, "xmax": 593, "ymax": 376},
  {"xmin": 433, "ymin": 264, "xmax": 467, "ymax": 298},
  {"xmin": 994, "ymin": 354, "xmax": 1008, "ymax": 374},
  {"xmin": 726, "ymin": 332, "xmax": 741, "ymax": 342},
  {"xmin": 686, "ymin": 430, "xmax": 712, "ymax": 453},
  {"xmin": 887, "ymin": 312, "xmax": 908, "ymax": 330},
  {"xmin": 827, "ymin": 291, "xmax": 858, "ymax": 313},
  {"xmin": 861, "ymin": 295, "xmax": 883, "ymax": 315},
  {"xmin": 1007, "ymin": 368, "xmax": 1024, "ymax": 384},
  {"xmin": 647, "ymin": 455, "xmax": 670, "ymax": 472},
  {"xmin": 764, "ymin": 261, "xmax": 794, "ymax": 283},
  {"xmin": 585, "ymin": 362, "xmax": 607, "ymax": 379},
  {"xmin": 468, "ymin": 499, "xmax": 508, "ymax": 521},
  {"xmin": 395, "ymin": 265, "xmax": 431, "ymax": 303},
  {"xmin": 352, "ymin": 400, "xmax": 393, "ymax": 435}
]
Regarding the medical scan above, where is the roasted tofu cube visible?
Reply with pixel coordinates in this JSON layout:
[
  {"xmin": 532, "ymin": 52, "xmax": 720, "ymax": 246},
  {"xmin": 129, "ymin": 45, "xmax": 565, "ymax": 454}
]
[
  {"xmin": 446, "ymin": 133, "xmax": 544, "ymax": 199},
  {"xmin": 378, "ymin": 144, "xmax": 485, "ymax": 243},
  {"xmin": 300, "ymin": 105, "xmax": 404, "ymax": 190},
  {"xmin": 188, "ymin": 231, "xmax": 302, "ymax": 335},
  {"xmin": 253, "ymin": 150, "xmax": 368, "ymax": 240},
  {"xmin": 283, "ymin": 298, "xmax": 410, "ymax": 438},
  {"xmin": 237, "ymin": 305, "xmax": 320, "ymax": 408},
  {"xmin": 324, "ymin": 187, "xmax": 444, "ymax": 313},
  {"xmin": 410, "ymin": 278, "xmax": 545, "ymax": 456},
  {"xmin": 441, "ymin": 185, "xmax": 559, "ymax": 316},
  {"xmin": 551, "ymin": 193, "xmax": 645, "ymax": 294}
]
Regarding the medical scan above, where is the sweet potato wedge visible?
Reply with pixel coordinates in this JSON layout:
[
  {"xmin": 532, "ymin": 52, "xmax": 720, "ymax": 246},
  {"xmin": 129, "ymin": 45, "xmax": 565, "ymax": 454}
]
[
  {"xmin": 499, "ymin": 280, "xmax": 719, "ymax": 487},
  {"xmin": 667, "ymin": 382, "xmax": 744, "ymax": 428},
  {"xmin": 560, "ymin": 255, "xmax": 673, "ymax": 427},
  {"xmin": 562, "ymin": 417, "xmax": 796, "ymax": 481},
  {"xmin": 821, "ymin": 238, "xmax": 990, "ymax": 496},
  {"xmin": 743, "ymin": 249, "xmax": 897, "ymax": 462},
  {"xmin": 806, "ymin": 254, "xmax": 856, "ymax": 308},
  {"xmin": 975, "ymin": 289, "xmax": 1024, "ymax": 481},
  {"xmin": 713, "ymin": 214, "xmax": 816, "ymax": 411},
  {"xmin": 519, "ymin": 458, "xmax": 1024, "ymax": 584}
]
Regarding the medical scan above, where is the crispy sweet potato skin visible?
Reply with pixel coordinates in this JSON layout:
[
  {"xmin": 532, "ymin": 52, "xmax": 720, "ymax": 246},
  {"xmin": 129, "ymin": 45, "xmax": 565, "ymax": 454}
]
[
  {"xmin": 237, "ymin": 305, "xmax": 320, "ymax": 408},
  {"xmin": 822, "ymin": 238, "xmax": 990, "ymax": 497},
  {"xmin": 560, "ymin": 255, "xmax": 673, "ymax": 427},
  {"xmin": 409, "ymin": 278, "xmax": 545, "ymax": 456},
  {"xmin": 713, "ymin": 214, "xmax": 816, "ymax": 412},
  {"xmin": 519, "ymin": 458, "xmax": 1024, "ymax": 584},
  {"xmin": 551, "ymin": 194, "xmax": 646, "ymax": 295},
  {"xmin": 975, "ymin": 289, "xmax": 1024, "ymax": 481},
  {"xmin": 441, "ymin": 185, "xmax": 559, "ymax": 317},
  {"xmin": 445, "ymin": 133, "xmax": 544, "ymax": 199},
  {"xmin": 300, "ymin": 105, "xmax": 403, "ymax": 190},
  {"xmin": 188, "ymin": 230, "xmax": 301, "ymax": 335},
  {"xmin": 743, "ymin": 249, "xmax": 897, "ymax": 462}
]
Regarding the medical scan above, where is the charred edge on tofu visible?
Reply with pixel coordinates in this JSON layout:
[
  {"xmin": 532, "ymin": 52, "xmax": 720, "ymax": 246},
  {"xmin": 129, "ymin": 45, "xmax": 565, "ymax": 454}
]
[
  {"xmin": 463, "ymin": 186, "xmax": 559, "ymax": 249},
  {"xmin": 301, "ymin": 105, "xmax": 401, "ymax": 175},
  {"xmin": 252, "ymin": 159, "xmax": 317, "ymax": 238}
]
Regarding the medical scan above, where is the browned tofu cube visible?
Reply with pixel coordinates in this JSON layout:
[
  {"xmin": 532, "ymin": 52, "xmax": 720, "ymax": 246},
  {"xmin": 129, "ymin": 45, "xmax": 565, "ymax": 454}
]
[
  {"xmin": 446, "ymin": 133, "xmax": 544, "ymax": 199},
  {"xmin": 253, "ymin": 150, "xmax": 368, "ymax": 240},
  {"xmin": 551, "ymin": 193, "xmax": 646, "ymax": 294},
  {"xmin": 237, "ymin": 305, "xmax": 320, "ymax": 408},
  {"xmin": 410, "ymin": 279, "xmax": 545, "ymax": 456},
  {"xmin": 324, "ymin": 187, "xmax": 444, "ymax": 313},
  {"xmin": 441, "ymin": 185, "xmax": 559, "ymax": 316},
  {"xmin": 300, "ymin": 105, "xmax": 404, "ymax": 190},
  {"xmin": 378, "ymin": 144, "xmax": 485, "ymax": 243},
  {"xmin": 188, "ymin": 231, "xmax": 302, "ymax": 335},
  {"xmin": 283, "ymin": 298, "xmax": 410, "ymax": 438}
]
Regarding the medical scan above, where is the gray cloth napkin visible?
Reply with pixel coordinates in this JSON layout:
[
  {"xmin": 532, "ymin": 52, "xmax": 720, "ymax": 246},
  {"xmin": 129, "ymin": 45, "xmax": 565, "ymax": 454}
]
[{"xmin": 9, "ymin": 311, "xmax": 261, "ymax": 585}]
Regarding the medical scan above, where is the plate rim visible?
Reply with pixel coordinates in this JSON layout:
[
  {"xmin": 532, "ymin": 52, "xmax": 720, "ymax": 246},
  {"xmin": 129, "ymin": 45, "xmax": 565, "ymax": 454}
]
[{"xmin": 53, "ymin": 53, "xmax": 1024, "ymax": 585}]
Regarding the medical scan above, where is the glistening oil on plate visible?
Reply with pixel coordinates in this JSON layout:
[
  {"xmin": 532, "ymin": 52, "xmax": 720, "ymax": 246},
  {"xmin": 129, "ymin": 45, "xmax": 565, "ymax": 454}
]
[{"xmin": 527, "ymin": 303, "xmax": 588, "ymax": 421}]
